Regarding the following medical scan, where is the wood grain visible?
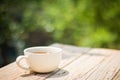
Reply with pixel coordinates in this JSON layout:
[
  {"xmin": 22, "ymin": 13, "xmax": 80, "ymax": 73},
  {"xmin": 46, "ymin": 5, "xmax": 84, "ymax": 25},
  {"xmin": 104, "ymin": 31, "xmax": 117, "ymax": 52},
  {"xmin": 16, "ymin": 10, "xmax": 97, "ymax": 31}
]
[
  {"xmin": 0, "ymin": 62, "xmax": 26, "ymax": 80},
  {"xmin": 46, "ymin": 49, "xmax": 106, "ymax": 80},
  {"xmin": 112, "ymin": 69, "xmax": 120, "ymax": 80},
  {"xmin": 69, "ymin": 49, "xmax": 120, "ymax": 80},
  {"xmin": 0, "ymin": 43, "xmax": 120, "ymax": 80}
]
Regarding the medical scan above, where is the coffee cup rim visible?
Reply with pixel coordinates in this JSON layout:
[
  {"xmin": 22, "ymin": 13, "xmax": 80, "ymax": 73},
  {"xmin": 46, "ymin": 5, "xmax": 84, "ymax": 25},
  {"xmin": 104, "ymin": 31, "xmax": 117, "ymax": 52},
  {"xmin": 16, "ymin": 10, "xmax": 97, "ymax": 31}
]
[{"xmin": 24, "ymin": 46, "xmax": 62, "ymax": 55}]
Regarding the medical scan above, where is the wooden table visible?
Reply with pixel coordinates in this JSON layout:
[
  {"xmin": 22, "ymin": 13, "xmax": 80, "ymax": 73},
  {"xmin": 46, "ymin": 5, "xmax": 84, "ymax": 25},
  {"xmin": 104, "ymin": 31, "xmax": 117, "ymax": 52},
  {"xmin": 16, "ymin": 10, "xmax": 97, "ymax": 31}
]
[{"xmin": 0, "ymin": 43, "xmax": 120, "ymax": 80}]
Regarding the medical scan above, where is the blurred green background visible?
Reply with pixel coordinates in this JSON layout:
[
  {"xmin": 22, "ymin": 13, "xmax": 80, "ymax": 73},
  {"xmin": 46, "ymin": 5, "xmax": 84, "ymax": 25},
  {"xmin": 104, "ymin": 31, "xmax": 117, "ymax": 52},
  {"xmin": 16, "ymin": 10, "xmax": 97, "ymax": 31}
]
[{"xmin": 0, "ymin": 0, "xmax": 120, "ymax": 67}]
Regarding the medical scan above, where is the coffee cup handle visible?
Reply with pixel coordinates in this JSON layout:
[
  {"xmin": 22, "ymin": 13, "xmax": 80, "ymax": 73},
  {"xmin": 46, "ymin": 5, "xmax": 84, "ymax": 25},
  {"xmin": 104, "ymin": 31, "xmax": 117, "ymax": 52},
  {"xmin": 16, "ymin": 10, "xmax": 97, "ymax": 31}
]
[{"xmin": 16, "ymin": 55, "xmax": 30, "ymax": 70}]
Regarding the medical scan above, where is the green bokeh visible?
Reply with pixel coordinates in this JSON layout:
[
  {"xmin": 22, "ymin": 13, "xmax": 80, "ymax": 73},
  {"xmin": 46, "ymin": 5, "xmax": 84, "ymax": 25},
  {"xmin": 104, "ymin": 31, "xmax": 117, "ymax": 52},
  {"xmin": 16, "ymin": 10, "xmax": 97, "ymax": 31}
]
[{"xmin": 0, "ymin": 0, "xmax": 120, "ymax": 51}]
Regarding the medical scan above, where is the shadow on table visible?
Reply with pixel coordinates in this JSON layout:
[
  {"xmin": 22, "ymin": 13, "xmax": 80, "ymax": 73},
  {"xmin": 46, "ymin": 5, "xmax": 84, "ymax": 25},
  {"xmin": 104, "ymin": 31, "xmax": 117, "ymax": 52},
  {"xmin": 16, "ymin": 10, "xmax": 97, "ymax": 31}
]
[
  {"xmin": 21, "ymin": 69, "xmax": 69, "ymax": 78},
  {"xmin": 48, "ymin": 69, "xmax": 69, "ymax": 78}
]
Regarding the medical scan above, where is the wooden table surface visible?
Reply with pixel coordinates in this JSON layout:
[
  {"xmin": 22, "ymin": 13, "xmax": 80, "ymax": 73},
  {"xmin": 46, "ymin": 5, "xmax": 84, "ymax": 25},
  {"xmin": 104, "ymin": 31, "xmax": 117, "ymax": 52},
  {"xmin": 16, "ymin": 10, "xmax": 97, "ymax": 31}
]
[{"xmin": 0, "ymin": 43, "xmax": 120, "ymax": 80}]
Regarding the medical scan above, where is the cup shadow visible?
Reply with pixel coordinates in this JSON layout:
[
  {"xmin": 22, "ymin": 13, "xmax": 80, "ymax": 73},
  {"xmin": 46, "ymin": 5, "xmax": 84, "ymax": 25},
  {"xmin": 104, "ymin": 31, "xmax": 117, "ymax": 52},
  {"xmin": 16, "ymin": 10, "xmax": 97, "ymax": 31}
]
[
  {"xmin": 21, "ymin": 69, "xmax": 69, "ymax": 78},
  {"xmin": 48, "ymin": 69, "xmax": 69, "ymax": 78}
]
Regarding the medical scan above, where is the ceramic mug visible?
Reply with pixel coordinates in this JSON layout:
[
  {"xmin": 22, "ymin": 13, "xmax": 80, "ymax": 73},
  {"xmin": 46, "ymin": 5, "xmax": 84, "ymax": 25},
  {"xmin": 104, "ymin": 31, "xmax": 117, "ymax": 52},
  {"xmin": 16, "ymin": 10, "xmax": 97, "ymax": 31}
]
[{"xmin": 16, "ymin": 46, "xmax": 62, "ymax": 73}]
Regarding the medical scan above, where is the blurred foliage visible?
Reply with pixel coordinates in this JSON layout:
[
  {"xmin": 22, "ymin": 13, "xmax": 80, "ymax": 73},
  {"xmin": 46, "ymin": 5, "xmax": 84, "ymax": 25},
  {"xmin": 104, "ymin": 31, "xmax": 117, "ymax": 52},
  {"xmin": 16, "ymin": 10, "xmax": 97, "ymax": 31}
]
[{"xmin": 0, "ymin": 0, "xmax": 120, "ymax": 51}]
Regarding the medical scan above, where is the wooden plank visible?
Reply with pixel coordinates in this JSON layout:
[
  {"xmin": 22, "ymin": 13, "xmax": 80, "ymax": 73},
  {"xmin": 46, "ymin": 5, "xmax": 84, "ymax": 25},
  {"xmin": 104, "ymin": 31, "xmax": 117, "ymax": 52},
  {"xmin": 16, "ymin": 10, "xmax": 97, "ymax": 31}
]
[
  {"xmin": 0, "ymin": 62, "xmax": 26, "ymax": 80},
  {"xmin": 112, "ymin": 69, "xmax": 120, "ymax": 80},
  {"xmin": 0, "ymin": 43, "xmax": 90, "ymax": 80},
  {"xmin": 46, "ymin": 48, "xmax": 120, "ymax": 80},
  {"xmin": 46, "ymin": 49, "xmax": 107, "ymax": 80},
  {"xmin": 72, "ymin": 49, "xmax": 120, "ymax": 80}
]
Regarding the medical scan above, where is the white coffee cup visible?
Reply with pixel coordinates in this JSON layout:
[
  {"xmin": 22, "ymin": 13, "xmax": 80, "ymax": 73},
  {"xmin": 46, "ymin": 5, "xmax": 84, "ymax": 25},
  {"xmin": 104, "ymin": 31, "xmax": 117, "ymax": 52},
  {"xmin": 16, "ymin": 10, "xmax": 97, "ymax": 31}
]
[{"xmin": 16, "ymin": 46, "xmax": 62, "ymax": 73}]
